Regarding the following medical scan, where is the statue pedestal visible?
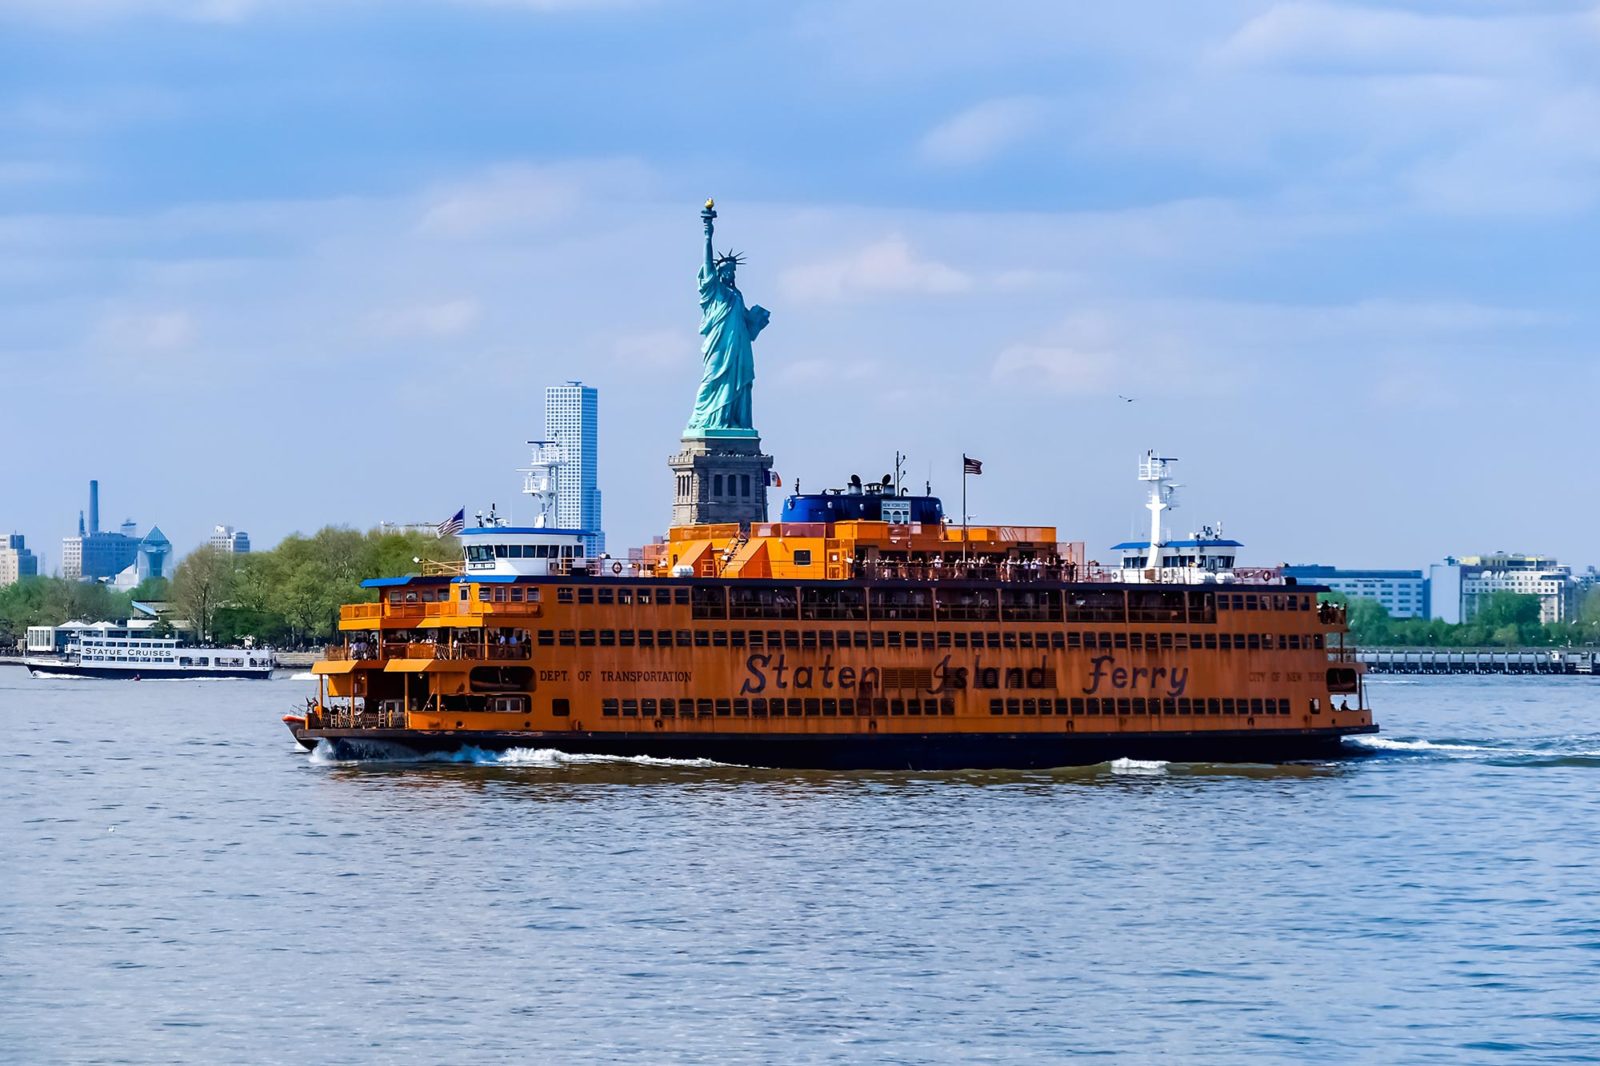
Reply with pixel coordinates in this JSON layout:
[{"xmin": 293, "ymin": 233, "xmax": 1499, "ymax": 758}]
[{"xmin": 669, "ymin": 435, "xmax": 775, "ymax": 528}]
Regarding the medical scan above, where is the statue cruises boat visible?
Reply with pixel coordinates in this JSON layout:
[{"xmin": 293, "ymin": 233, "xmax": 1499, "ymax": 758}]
[
  {"xmin": 284, "ymin": 200, "xmax": 1375, "ymax": 768},
  {"xmin": 24, "ymin": 622, "xmax": 276, "ymax": 680}
]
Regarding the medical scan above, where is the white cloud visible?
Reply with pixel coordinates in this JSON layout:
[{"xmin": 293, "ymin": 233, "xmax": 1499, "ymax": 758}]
[
  {"xmin": 918, "ymin": 96, "xmax": 1048, "ymax": 166},
  {"xmin": 415, "ymin": 159, "xmax": 654, "ymax": 239},
  {"xmin": 91, "ymin": 310, "xmax": 197, "ymax": 352},
  {"xmin": 366, "ymin": 298, "xmax": 482, "ymax": 338},
  {"xmin": 780, "ymin": 235, "xmax": 971, "ymax": 303}
]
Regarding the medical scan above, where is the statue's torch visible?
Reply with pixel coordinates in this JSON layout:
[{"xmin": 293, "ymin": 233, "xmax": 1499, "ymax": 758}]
[{"xmin": 702, "ymin": 197, "xmax": 716, "ymax": 235}]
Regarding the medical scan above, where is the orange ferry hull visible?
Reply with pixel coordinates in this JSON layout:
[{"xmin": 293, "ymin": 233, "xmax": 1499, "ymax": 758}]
[{"xmin": 289, "ymin": 722, "xmax": 1376, "ymax": 770}]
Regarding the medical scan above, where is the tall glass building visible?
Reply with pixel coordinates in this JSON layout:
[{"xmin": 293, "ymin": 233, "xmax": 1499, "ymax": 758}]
[{"xmin": 544, "ymin": 381, "xmax": 604, "ymax": 557}]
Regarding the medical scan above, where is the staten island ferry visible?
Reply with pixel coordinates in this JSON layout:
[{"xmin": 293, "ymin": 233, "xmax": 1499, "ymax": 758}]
[{"xmin": 286, "ymin": 449, "xmax": 1376, "ymax": 769}]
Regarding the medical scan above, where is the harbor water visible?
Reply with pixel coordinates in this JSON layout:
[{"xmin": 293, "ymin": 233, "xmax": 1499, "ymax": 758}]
[{"xmin": 4, "ymin": 672, "xmax": 1599, "ymax": 1063}]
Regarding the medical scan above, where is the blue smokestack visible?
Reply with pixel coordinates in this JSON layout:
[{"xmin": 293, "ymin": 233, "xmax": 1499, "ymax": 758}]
[{"xmin": 89, "ymin": 480, "xmax": 99, "ymax": 535}]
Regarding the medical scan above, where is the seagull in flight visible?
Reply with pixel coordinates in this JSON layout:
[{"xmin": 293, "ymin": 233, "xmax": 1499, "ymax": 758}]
[{"xmin": 1117, "ymin": 394, "xmax": 1137, "ymax": 403}]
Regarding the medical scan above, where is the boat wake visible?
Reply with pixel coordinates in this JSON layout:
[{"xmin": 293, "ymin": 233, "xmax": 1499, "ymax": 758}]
[
  {"xmin": 308, "ymin": 740, "xmax": 730, "ymax": 769},
  {"xmin": 1108, "ymin": 757, "xmax": 1170, "ymax": 775},
  {"xmin": 1350, "ymin": 734, "xmax": 1600, "ymax": 768}
]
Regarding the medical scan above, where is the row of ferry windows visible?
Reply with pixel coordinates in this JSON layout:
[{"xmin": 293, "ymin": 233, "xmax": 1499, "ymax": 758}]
[
  {"xmin": 537, "ymin": 628, "xmax": 1324, "ymax": 651},
  {"xmin": 989, "ymin": 696, "xmax": 1296, "ymax": 717},
  {"xmin": 391, "ymin": 584, "xmax": 1318, "ymax": 619},
  {"xmin": 464, "ymin": 544, "xmax": 580, "ymax": 562},
  {"xmin": 602, "ymin": 696, "xmax": 956, "ymax": 718},
  {"xmin": 593, "ymin": 696, "xmax": 1298, "ymax": 718}
]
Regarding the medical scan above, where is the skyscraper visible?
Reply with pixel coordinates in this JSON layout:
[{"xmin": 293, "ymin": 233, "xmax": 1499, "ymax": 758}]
[
  {"xmin": 544, "ymin": 381, "xmax": 604, "ymax": 557},
  {"xmin": 209, "ymin": 525, "xmax": 251, "ymax": 554},
  {"xmin": 61, "ymin": 480, "xmax": 140, "ymax": 581},
  {"xmin": 0, "ymin": 533, "xmax": 38, "ymax": 586}
]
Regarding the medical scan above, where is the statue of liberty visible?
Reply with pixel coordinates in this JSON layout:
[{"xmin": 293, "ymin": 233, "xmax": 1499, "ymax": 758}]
[{"xmin": 685, "ymin": 199, "xmax": 770, "ymax": 437}]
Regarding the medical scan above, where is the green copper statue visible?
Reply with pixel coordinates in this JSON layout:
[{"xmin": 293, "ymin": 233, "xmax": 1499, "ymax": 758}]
[{"xmin": 685, "ymin": 199, "xmax": 770, "ymax": 437}]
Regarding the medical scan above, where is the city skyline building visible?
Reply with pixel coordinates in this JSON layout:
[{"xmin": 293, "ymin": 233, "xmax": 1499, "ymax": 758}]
[
  {"xmin": 209, "ymin": 525, "xmax": 251, "ymax": 554},
  {"xmin": 1428, "ymin": 553, "xmax": 1576, "ymax": 625},
  {"xmin": 544, "ymin": 381, "xmax": 604, "ymax": 557},
  {"xmin": 1282, "ymin": 565, "xmax": 1428, "ymax": 619},
  {"xmin": 1, "ymin": 533, "xmax": 39, "ymax": 587},
  {"xmin": 61, "ymin": 480, "xmax": 143, "ymax": 582}
]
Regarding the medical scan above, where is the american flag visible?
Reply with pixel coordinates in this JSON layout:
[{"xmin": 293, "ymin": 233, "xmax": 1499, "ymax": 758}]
[
  {"xmin": 436, "ymin": 507, "xmax": 466, "ymax": 537},
  {"xmin": 963, "ymin": 455, "xmax": 984, "ymax": 476},
  {"xmin": 766, "ymin": 470, "xmax": 782, "ymax": 487}
]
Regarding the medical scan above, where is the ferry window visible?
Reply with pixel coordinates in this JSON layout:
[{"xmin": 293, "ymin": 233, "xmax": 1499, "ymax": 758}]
[
  {"xmin": 1112, "ymin": 633, "xmax": 1127, "ymax": 649},
  {"xmin": 618, "ymin": 590, "xmax": 632, "ymax": 605},
  {"xmin": 1131, "ymin": 698, "xmax": 1146, "ymax": 715},
  {"xmin": 1203, "ymin": 633, "xmax": 1217, "ymax": 650},
  {"xmin": 510, "ymin": 588, "xmax": 523, "ymax": 603},
  {"xmin": 694, "ymin": 630, "xmax": 710, "ymax": 647},
  {"xmin": 1129, "ymin": 633, "xmax": 1143, "ymax": 651},
  {"xmin": 936, "ymin": 587, "xmax": 996, "ymax": 622},
  {"xmin": 1128, "ymin": 589, "xmax": 1186, "ymax": 623},
  {"xmin": 618, "ymin": 630, "xmax": 635, "ymax": 647},
  {"xmin": 637, "ymin": 589, "xmax": 651, "ymax": 605},
  {"xmin": 990, "ymin": 699, "xmax": 1004, "ymax": 715},
  {"xmin": 1245, "ymin": 594, "xmax": 1260, "ymax": 611},
  {"xmin": 621, "ymin": 699, "xmax": 638, "ymax": 717},
  {"xmin": 405, "ymin": 591, "xmax": 419, "ymax": 603},
  {"xmin": 890, "ymin": 699, "xmax": 905, "ymax": 716},
  {"xmin": 697, "ymin": 699, "xmax": 713, "ymax": 717},
  {"xmin": 853, "ymin": 632, "xmax": 868, "ymax": 649},
  {"xmin": 802, "ymin": 586, "xmax": 864, "ymax": 620},
  {"xmin": 598, "ymin": 589, "xmax": 614, "ymax": 605},
  {"xmin": 747, "ymin": 630, "xmax": 764, "ymax": 648},
  {"xmin": 558, "ymin": 588, "xmax": 574, "ymax": 603},
  {"xmin": 794, "ymin": 549, "xmax": 812, "ymax": 566},
  {"xmin": 691, "ymin": 586, "xmax": 727, "ymax": 619},
  {"xmin": 1222, "ymin": 698, "xmax": 1236, "ymax": 715},
  {"xmin": 1065, "ymin": 589, "xmax": 1126, "ymax": 623},
  {"xmin": 494, "ymin": 545, "xmax": 508, "ymax": 558},
  {"xmin": 638, "ymin": 630, "xmax": 654, "ymax": 648},
  {"xmin": 642, "ymin": 698, "xmax": 657, "ymax": 717},
  {"xmin": 732, "ymin": 584, "xmax": 798, "ymax": 620},
  {"xmin": 552, "ymin": 698, "xmax": 570, "ymax": 717},
  {"xmin": 1313, "ymin": 634, "xmax": 1324, "ymax": 649},
  {"xmin": 802, "ymin": 630, "xmax": 818, "ymax": 649},
  {"xmin": 954, "ymin": 632, "xmax": 969, "ymax": 649},
  {"xmin": 660, "ymin": 698, "xmax": 676, "ymax": 717},
  {"xmin": 1065, "ymin": 632, "xmax": 1081, "ymax": 650},
  {"xmin": 1164, "ymin": 698, "xmax": 1177, "ymax": 716},
  {"xmin": 1262, "ymin": 634, "xmax": 1275, "ymax": 650},
  {"xmin": 602, "ymin": 698, "xmax": 619, "ymax": 717},
  {"xmin": 784, "ymin": 631, "xmax": 800, "ymax": 648},
  {"xmin": 1251, "ymin": 698, "xmax": 1265, "ymax": 716},
  {"xmin": 599, "ymin": 630, "xmax": 616, "ymax": 646},
  {"xmin": 509, "ymin": 545, "xmax": 522, "ymax": 559},
  {"xmin": 821, "ymin": 698, "xmax": 837, "ymax": 716},
  {"xmin": 730, "ymin": 630, "xmax": 745, "ymax": 648},
  {"xmin": 712, "ymin": 630, "xmax": 728, "ymax": 647},
  {"xmin": 538, "ymin": 630, "xmax": 554, "ymax": 646},
  {"xmin": 1187, "ymin": 590, "xmax": 1217, "ymax": 623},
  {"xmin": 1021, "ymin": 699, "xmax": 1036, "ymax": 716},
  {"xmin": 871, "ymin": 631, "xmax": 885, "ymax": 648},
  {"xmin": 840, "ymin": 698, "xmax": 856, "ymax": 716},
  {"xmin": 887, "ymin": 631, "xmax": 901, "ymax": 649},
  {"xmin": 579, "ymin": 630, "xmax": 596, "ymax": 646},
  {"xmin": 1246, "ymin": 633, "xmax": 1261, "ymax": 651},
  {"xmin": 804, "ymin": 699, "xmax": 820, "ymax": 717},
  {"xmin": 459, "ymin": 587, "xmax": 469, "ymax": 602},
  {"xmin": 1002, "ymin": 632, "xmax": 1018, "ymax": 649},
  {"xmin": 734, "ymin": 698, "xmax": 750, "ymax": 716},
  {"xmin": 819, "ymin": 631, "xmax": 834, "ymax": 649},
  {"xmin": 495, "ymin": 588, "xmax": 508, "ymax": 602},
  {"xmin": 1002, "ymin": 588, "xmax": 1063, "ymax": 622},
  {"xmin": 674, "ymin": 589, "xmax": 690, "ymax": 605},
  {"xmin": 676, "ymin": 630, "xmax": 691, "ymax": 647},
  {"xmin": 1005, "ymin": 699, "xmax": 1021, "ymax": 716},
  {"xmin": 1114, "ymin": 698, "xmax": 1130, "ymax": 716},
  {"xmin": 578, "ymin": 588, "xmax": 594, "ymax": 604},
  {"xmin": 1208, "ymin": 698, "xmax": 1222, "ymax": 715},
  {"xmin": 558, "ymin": 630, "xmax": 576, "ymax": 646},
  {"xmin": 937, "ymin": 632, "xmax": 951, "ymax": 649},
  {"xmin": 751, "ymin": 698, "xmax": 767, "ymax": 717}
]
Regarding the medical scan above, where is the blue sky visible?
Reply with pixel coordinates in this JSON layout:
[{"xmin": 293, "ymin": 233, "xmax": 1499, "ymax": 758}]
[{"xmin": 1, "ymin": 0, "xmax": 1597, "ymax": 573}]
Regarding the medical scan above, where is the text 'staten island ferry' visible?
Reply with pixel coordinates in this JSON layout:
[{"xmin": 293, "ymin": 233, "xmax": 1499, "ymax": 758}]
[{"xmin": 285, "ymin": 200, "xmax": 1376, "ymax": 769}]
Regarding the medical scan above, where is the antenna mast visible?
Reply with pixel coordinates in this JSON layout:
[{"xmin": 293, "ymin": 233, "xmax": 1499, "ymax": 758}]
[
  {"xmin": 1138, "ymin": 450, "xmax": 1180, "ymax": 570},
  {"xmin": 520, "ymin": 439, "xmax": 565, "ymax": 528}
]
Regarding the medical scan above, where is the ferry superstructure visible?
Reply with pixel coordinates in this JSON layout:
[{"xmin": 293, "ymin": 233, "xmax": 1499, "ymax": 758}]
[
  {"xmin": 25, "ymin": 627, "xmax": 275, "ymax": 680},
  {"xmin": 287, "ymin": 456, "xmax": 1374, "ymax": 768}
]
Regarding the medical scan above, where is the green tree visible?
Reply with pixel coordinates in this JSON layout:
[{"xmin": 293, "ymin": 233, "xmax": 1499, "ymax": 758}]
[{"xmin": 170, "ymin": 546, "xmax": 237, "ymax": 643}]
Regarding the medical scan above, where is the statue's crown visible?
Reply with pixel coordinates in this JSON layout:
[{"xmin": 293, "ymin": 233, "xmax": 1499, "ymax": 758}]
[{"xmin": 715, "ymin": 249, "xmax": 746, "ymax": 269}]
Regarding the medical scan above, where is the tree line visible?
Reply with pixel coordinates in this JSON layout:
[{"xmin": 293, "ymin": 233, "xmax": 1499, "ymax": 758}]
[
  {"xmin": 0, "ymin": 527, "xmax": 456, "ymax": 649},
  {"xmin": 1331, "ymin": 589, "xmax": 1600, "ymax": 648}
]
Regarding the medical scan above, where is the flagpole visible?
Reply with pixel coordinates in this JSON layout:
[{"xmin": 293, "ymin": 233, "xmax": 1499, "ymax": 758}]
[{"xmin": 961, "ymin": 456, "xmax": 969, "ymax": 565}]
